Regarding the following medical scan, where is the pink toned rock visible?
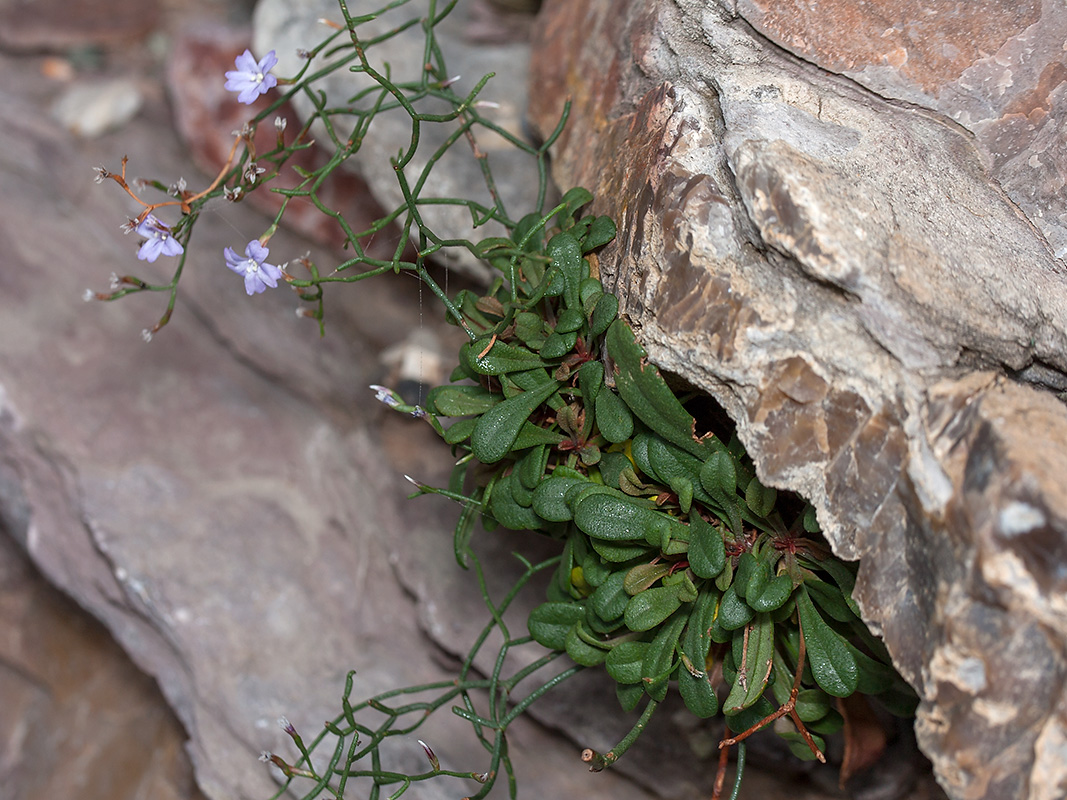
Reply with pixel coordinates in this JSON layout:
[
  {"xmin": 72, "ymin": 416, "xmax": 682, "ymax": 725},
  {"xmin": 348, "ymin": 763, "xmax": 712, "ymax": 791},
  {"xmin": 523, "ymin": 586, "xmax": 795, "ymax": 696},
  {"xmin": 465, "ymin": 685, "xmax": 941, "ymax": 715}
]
[{"xmin": 0, "ymin": 0, "xmax": 162, "ymax": 52}]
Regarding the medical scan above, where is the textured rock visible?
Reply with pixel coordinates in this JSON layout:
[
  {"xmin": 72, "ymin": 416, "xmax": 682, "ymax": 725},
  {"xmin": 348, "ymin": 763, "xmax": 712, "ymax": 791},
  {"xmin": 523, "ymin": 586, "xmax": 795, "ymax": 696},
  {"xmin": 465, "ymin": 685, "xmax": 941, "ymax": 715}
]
[
  {"xmin": 0, "ymin": 534, "xmax": 207, "ymax": 800},
  {"xmin": 0, "ymin": 36, "xmax": 652, "ymax": 800},
  {"xmin": 528, "ymin": 1, "xmax": 1067, "ymax": 798},
  {"xmin": 0, "ymin": 0, "xmax": 162, "ymax": 52}
]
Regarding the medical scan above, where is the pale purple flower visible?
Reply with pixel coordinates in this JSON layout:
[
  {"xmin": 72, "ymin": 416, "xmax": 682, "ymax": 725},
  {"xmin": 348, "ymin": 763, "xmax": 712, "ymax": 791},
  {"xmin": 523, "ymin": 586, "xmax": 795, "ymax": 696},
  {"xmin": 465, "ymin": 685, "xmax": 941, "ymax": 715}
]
[
  {"xmin": 224, "ymin": 49, "xmax": 278, "ymax": 105},
  {"xmin": 224, "ymin": 240, "xmax": 283, "ymax": 295},
  {"xmin": 370, "ymin": 385, "xmax": 401, "ymax": 407},
  {"xmin": 134, "ymin": 215, "xmax": 184, "ymax": 262}
]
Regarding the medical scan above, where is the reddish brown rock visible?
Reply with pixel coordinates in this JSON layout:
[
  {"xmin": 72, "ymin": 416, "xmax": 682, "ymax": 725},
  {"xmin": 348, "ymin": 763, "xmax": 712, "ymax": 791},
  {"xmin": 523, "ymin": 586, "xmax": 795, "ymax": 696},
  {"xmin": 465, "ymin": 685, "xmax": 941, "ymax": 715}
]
[
  {"xmin": 529, "ymin": 1, "xmax": 1067, "ymax": 798},
  {"xmin": 0, "ymin": 0, "xmax": 162, "ymax": 53}
]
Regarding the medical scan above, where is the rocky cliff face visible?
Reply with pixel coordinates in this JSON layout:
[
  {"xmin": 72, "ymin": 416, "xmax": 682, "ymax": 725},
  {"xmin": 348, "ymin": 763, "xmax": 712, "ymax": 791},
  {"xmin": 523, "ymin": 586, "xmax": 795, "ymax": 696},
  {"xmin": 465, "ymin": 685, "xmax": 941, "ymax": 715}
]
[{"xmin": 527, "ymin": 2, "xmax": 1067, "ymax": 798}]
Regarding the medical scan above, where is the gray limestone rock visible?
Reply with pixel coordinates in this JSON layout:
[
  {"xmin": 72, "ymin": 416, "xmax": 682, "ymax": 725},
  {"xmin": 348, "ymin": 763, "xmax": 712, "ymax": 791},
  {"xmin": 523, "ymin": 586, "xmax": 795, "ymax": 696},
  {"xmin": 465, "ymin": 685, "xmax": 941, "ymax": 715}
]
[{"xmin": 527, "ymin": 1, "xmax": 1067, "ymax": 798}]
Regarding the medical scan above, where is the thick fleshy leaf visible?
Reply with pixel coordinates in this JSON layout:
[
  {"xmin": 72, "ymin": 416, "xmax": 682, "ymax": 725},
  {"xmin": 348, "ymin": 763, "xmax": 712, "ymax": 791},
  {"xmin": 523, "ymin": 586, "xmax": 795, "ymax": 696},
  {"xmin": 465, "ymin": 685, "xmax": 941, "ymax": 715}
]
[
  {"xmin": 528, "ymin": 602, "xmax": 585, "ymax": 650},
  {"xmin": 624, "ymin": 586, "xmax": 683, "ymax": 632},
  {"xmin": 428, "ymin": 384, "xmax": 500, "ymax": 416},
  {"xmin": 594, "ymin": 389, "xmax": 634, "ymax": 443},
  {"xmin": 577, "ymin": 361, "xmax": 604, "ymax": 405},
  {"xmin": 573, "ymin": 492, "xmax": 688, "ymax": 545},
  {"xmin": 531, "ymin": 475, "xmax": 585, "ymax": 522},
  {"xmin": 641, "ymin": 611, "xmax": 687, "ymax": 700},
  {"xmin": 546, "ymin": 231, "xmax": 583, "ymax": 310},
  {"xmin": 745, "ymin": 476, "xmax": 777, "ymax": 517},
  {"xmin": 678, "ymin": 589, "xmax": 720, "ymax": 718},
  {"xmin": 582, "ymin": 215, "xmax": 617, "ymax": 252},
  {"xmin": 471, "ymin": 379, "xmax": 560, "ymax": 463},
  {"xmin": 724, "ymin": 613, "xmax": 775, "ymax": 713},
  {"xmin": 687, "ymin": 509, "xmax": 725, "ymax": 579},
  {"xmin": 511, "ymin": 421, "xmax": 566, "ymax": 450},
  {"xmin": 805, "ymin": 578, "xmax": 856, "ymax": 622},
  {"xmin": 591, "ymin": 569, "xmax": 631, "ymax": 621},
  {"xmin": 606, "ymin": 319, "xmax": 709, "ymax": 459},
  {"xmin": 565, "ymin": 622, "xmax": 607, "ymax": 666},
  {"xmin": 717, "ymin": 585, "xmax": 754, "ymax": 631},
  {"xmin": 488, "ymin": 475, "xmax": 541, "ymax": 529},
  {"xmin": 589, "ymin": 292, "xmax": 618, "ymax": 337},
  {"xmin": 797, "ymin": 587, "xmax": 858, "ymax": 698},
  {"xmin": 460, "ymin": 339, "xmax": 544, "ymax": 376},
  {"xmin": 794, "ymin": 688, "xmax": 833, "ymax": 723},
  {"xmin": 590, "ymin": 538, "xmax": 650, "ymax": 563},
  {"xmin": 701, "ymin": 451, "xmax": 738, "ymax": 506},
  {"xmin": 748, "ymin": 573, "xmax": 795, "ymax": 612},
  {"xmin": 616, "ymin": 681, "xmax": 644, "ymax": 712},
  {"xmin": 605, "ymin": 641, "xmax": 650, "ymax": 684},
  {"xmin": 540, "ymin": 329, "xmax": 578, "ymax": 359}
]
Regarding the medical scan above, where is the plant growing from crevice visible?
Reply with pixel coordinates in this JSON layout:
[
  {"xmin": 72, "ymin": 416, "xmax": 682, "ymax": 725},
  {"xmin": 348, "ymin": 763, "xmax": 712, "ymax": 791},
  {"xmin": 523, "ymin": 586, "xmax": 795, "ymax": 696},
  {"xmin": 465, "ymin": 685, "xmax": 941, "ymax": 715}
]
[{"xmin": 89, "ymin": 1, "xmax": 916, "ymax": 797}]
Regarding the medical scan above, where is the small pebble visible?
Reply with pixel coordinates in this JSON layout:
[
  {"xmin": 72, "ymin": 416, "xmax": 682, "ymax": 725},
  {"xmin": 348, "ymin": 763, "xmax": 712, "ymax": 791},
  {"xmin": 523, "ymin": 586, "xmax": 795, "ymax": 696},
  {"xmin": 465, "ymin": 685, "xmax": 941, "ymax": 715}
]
[{"xmin": 50, "ymin": 78, "xmax": 143, "ymax": 138}]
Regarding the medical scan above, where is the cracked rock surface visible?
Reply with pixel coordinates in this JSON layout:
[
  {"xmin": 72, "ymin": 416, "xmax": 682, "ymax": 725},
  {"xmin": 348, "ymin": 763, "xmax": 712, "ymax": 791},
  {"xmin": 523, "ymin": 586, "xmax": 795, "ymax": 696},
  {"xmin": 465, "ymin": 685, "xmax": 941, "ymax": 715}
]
[{"xmin": 528, "ymin": 1, "xmax": 1067, "ymax": 799}]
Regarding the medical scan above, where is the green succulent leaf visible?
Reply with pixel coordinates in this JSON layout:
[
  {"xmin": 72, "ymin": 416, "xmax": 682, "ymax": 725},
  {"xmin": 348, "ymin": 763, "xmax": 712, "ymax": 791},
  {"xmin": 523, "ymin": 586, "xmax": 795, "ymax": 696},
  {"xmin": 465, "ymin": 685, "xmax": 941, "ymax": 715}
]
[
  {"xmin": 540, "ymin": 329, "xmax": 579, "ymax": 359},
  {"xmin": 528, "ymin": 602, "xmax": 586, "ymax": 651},
  {"xmin": 616, "ymin": 681, "xmax": 644, "ymax": 712},
  {"xmin": 796, "ymin": 586, "xmax": 858, "ymax": 698},
  {"xmin": 745, "ymin": 476, "xmax": 777, "ymax": 518},
  {"xmin": 687, "ymin": 509, "xmax": 725, "ymax": 579},
  {"xmin": 565, "ymin": 622, "xmax": 607, "ymax": 666},
  {"xmin": 641, "ymin": 611, "xmax": 687, "ymax": 700},
  {"xmin": 624, "ymin": 586, "xmax": 684, "ymax": 633},
  {"xmin": 573, "ymin": 492, "xmax": 688, "ymax": 545},
  {"xmin": 717, "ymin": 585, "xmax": 755, "ymax": 631},
  {"xmin": 605, "ymin": 641, "xmax": 650, "ymax": 684},
  {"xmin": 470, "ymin": 378, "xmax": 559, "ymax": 464},
  {"xmin": 594, "ymin": 389, "xmax": 634, "ymax": 443},
  {"xmin": 460, "ymin": 339, "xmax": 544, "ymax": 376},
  {"xmin": 582, "ymin": 215, "xmax": 617, "ymax": 252},
  {"xmin": 546, "ymin": 231, "xmax": 584, "ymax": 311},
  {"xmin": 443, "ymin": 417, "xmax": 477, "ymax": 445},
  {"xmin": 724, "ymin": 613, "xmax": 775, "ymax": 713},
  {"xmin": 606, "ymin": 320, "xmax": 709, "ymax": 459},
  {"xmin": 748, "ymin": 573, "xmax": 794, "ymax": 613},
  {"xmin": 794, "ymin": 688, "xmax": 833, "ymax": 723},
  {"xmin": 577, "ymin": 360, "xmax": 604, "ymax": 404},
  {"xmin": 531, "ymin": 475, "xmax": 584, "ymax": 522},
  {"xmin": 588, "ymin": 292, "xmax": 619, "ymax": 337},
  {"xmin": 591, "ymin": 569, "xmax": 631, "ymax": 621},
  {"xmin": 428, "ymin": 384, "xmax": 500, "ymax": 416},
  {"xmin": 678, "ymin": 589, "xmax": 721, "ymax": 718}
]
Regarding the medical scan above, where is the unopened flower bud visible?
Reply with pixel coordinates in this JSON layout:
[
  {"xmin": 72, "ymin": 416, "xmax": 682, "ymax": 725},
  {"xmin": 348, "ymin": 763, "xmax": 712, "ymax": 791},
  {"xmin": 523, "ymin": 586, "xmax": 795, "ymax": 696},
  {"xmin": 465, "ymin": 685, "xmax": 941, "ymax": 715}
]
[{"xmin": 417, "ymin": 740, "xmax": 440, "ymax": 772}]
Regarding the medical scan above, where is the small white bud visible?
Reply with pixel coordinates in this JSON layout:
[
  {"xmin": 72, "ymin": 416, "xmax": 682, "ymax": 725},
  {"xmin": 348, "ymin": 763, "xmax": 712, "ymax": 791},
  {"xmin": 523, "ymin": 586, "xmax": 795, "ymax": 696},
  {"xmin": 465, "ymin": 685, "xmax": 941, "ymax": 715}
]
[
  {"xmin": 141, "ymin": 329, "xmax": 153, "ymax": 343},
  {"xmin": 82, "ymin": 289, "xmax": 95, "ymax": 302}
]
